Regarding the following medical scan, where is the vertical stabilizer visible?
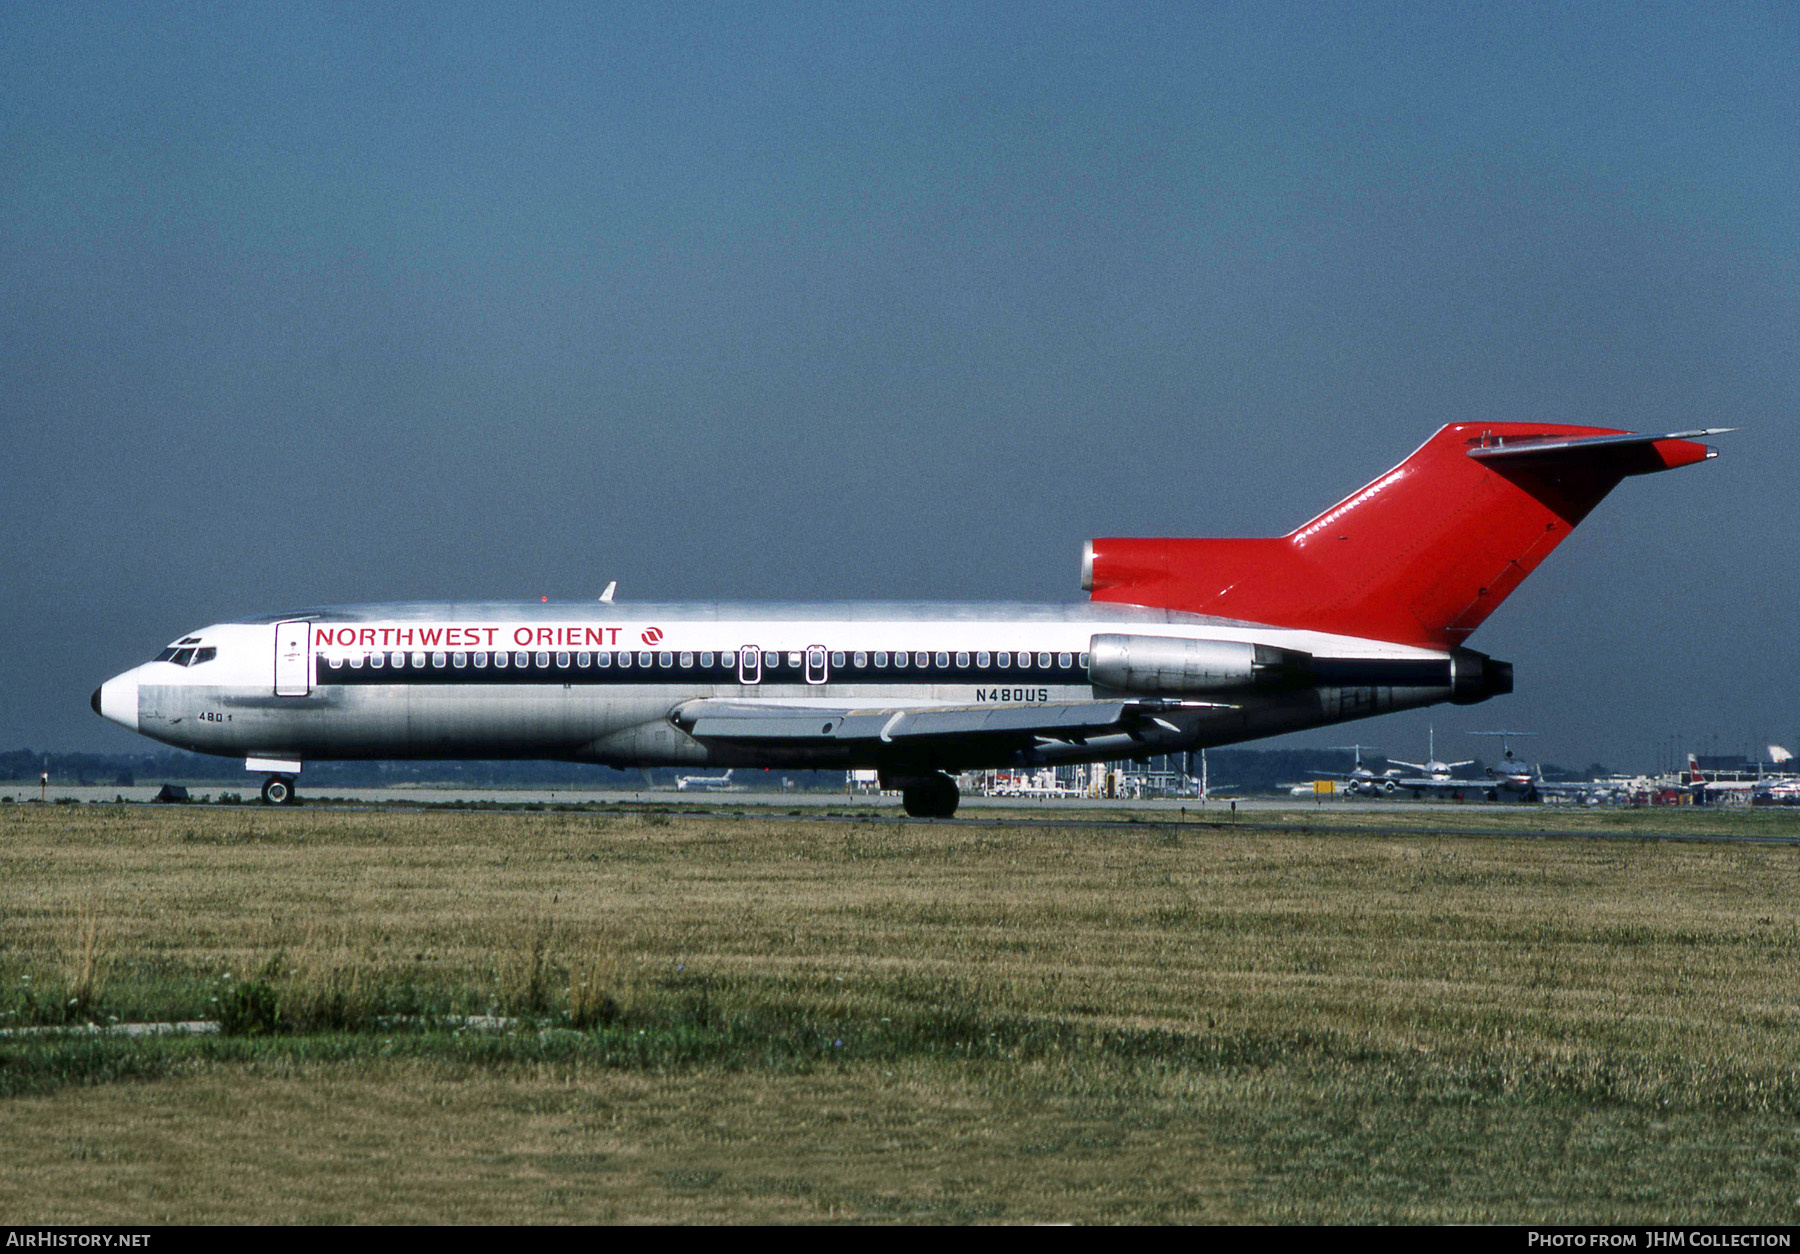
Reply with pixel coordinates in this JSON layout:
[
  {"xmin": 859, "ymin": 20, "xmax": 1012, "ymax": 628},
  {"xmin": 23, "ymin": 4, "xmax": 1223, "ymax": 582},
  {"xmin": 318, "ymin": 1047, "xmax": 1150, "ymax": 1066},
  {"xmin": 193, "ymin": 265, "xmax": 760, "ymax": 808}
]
[{"xmin": 1085, "ymin": 423, "xmax": 1722, "ymax": 648}]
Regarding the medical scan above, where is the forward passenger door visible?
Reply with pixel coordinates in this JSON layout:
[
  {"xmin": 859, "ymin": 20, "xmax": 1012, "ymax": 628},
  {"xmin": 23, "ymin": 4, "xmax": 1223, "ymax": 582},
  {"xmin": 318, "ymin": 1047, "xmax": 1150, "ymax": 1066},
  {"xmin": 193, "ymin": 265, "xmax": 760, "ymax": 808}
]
[{"xmin": 274, "ymin": 621, "xmax": 311, "ymax": 696}]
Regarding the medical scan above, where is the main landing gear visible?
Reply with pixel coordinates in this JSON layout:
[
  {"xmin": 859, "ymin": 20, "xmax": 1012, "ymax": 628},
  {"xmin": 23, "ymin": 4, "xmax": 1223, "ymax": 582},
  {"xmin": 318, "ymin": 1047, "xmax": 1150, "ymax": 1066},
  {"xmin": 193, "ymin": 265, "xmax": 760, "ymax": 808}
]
[
  {"xmin": 896, "ymin": 772, "xmax": 960, "ymax": 819},
  {"xmin": 260, "ymin": 775, "xmax": 299, "ymax": 806}
]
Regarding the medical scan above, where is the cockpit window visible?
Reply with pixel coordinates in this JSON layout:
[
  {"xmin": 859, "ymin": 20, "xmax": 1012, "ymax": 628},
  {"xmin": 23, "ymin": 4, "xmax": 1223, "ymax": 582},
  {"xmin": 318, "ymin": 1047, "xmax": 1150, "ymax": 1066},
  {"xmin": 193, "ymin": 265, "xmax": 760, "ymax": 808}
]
[
  {"xmin": 155, "ymin": 647, "xmax": 179, "ymax": 662},
  {"xmin": 192, "ymin": 647, "xmax": 217, "ymax": 665},
  {"xmin": 169, "ymin": 648, "xmax": 195, "ymax": 666}
]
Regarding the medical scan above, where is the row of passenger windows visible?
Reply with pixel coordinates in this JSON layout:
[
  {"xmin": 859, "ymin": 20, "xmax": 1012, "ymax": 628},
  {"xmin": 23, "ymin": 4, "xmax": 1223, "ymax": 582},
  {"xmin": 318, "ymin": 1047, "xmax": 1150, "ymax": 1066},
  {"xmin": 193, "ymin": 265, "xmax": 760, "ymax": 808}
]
[{"xmin": 324, "ymin": 649, "xmax": 1089, "ymax": 672}]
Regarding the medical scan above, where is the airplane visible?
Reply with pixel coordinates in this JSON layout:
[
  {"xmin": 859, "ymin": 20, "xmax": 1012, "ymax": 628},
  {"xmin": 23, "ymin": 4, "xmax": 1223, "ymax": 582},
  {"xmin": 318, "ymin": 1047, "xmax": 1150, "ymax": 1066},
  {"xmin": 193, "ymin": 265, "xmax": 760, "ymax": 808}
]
[
  {"xmin": 1755, "ymin": 781, "xmax": 1800, "ymax": 805},
  {"xmin": 91, "ymin": 423, "xmax": 1726, "ymax": 817},
  {"xmin": 1305, "ymin": 745, "xmax": 1405, "ymax": 796},
  {"xmin": 1368, "ymin": 727, "xmax": 1491, "ymax": 799},
  {"xmin": 1467, "ymin": 731, "xmax": 1615, "ymax": 803},
  {"xmin": 1677, "ymin": 753, "xmax": 1790, "ymax": 804},
  {"xmin": 1754, "ymin": 747, "xmax": 1800, "ymax": 806},
  {"xmin": 1389, "ymin": 728, "xmax": 1475, "ymax": 782},
  {"xmin": 674, "ymin": 769, "xmax": 740, "ymax": 792}
]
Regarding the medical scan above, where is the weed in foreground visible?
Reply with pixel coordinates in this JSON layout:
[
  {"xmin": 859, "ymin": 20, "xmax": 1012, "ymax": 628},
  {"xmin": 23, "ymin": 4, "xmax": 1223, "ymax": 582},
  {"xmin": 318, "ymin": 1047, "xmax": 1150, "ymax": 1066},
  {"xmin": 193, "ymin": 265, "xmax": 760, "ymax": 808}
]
[
  {"xmin": 567, "ymin": 937, "xmax": 629, "ymax": 1030},
  {"xmin": 62, "ymin": 899, "xmax": 110, "ymax": 1022}
]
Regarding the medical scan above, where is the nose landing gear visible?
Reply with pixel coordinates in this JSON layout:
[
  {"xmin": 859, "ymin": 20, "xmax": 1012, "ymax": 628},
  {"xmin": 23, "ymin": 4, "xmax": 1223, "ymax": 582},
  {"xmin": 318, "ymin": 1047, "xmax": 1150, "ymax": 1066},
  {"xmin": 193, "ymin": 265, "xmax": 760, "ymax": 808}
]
[{"xmin": 260, "ymin": 775, "xmax": 298, "ymax": 806}]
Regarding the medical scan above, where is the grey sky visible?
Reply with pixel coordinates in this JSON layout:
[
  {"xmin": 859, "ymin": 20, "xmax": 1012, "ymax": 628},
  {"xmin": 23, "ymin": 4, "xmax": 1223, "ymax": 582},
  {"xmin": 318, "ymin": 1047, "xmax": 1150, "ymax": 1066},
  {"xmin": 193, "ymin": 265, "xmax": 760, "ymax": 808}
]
[{"xmin": 3, "ymin": 2, "xmax": 1795, "ymax": 771}]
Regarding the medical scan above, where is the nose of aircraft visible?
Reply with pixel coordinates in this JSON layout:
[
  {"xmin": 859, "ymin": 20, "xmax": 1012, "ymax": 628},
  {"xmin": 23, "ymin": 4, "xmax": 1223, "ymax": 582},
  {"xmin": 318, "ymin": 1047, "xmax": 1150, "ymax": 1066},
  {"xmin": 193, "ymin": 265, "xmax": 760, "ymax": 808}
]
[{"xmin": 94, "ymin": 672, "xmax": 140, "ymax": 731}]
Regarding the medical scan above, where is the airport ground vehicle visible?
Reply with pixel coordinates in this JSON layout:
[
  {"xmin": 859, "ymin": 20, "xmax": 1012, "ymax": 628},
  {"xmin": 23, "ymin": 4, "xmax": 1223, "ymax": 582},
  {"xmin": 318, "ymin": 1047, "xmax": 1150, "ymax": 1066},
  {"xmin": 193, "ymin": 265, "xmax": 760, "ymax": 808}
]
[{"xmin": 94, "ymin": 424, "xmax": 1722, "ymax": 817}]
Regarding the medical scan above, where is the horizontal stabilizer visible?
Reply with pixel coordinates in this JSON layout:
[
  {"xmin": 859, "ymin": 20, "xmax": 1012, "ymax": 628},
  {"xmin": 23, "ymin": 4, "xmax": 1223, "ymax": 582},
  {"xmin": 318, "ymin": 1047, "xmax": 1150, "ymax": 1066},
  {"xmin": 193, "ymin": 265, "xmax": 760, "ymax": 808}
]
[{"xmin": 1466, "ymin": 427, "xmax": 1730, "ymax": 468}]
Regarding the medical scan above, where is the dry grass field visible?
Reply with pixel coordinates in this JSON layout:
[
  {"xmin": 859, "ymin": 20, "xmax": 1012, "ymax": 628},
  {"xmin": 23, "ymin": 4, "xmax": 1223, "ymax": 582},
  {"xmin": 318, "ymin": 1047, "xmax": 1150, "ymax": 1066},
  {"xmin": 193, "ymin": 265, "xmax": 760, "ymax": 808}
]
[{"xmin": 2, "ymin": 801, "xmax": 1798, "ymax": 1223}]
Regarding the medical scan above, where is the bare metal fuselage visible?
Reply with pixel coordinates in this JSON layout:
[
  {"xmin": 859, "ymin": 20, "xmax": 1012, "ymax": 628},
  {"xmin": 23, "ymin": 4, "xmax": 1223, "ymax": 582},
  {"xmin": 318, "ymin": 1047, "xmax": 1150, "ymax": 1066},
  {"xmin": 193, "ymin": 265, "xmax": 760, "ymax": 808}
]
[{"xmin": 94, "ymin": 600, "xmax": 1500, "ymax": 774}]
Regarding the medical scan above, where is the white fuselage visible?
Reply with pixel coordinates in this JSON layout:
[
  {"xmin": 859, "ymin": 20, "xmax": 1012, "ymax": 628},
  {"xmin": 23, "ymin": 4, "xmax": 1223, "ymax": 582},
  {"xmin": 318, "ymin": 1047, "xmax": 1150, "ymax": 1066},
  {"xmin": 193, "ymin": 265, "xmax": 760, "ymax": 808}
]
[{"xmin": 95, "ymin": 600, "xmax": 1492, "ymax": 774}]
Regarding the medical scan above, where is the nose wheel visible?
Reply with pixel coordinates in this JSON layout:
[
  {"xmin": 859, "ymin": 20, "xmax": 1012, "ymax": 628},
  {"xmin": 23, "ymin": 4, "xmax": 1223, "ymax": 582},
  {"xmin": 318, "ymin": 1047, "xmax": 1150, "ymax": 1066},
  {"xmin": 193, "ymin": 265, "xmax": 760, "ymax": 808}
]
[{"xmin": 260, "ymin": 775, "xmax": 298, "ymax": 806}]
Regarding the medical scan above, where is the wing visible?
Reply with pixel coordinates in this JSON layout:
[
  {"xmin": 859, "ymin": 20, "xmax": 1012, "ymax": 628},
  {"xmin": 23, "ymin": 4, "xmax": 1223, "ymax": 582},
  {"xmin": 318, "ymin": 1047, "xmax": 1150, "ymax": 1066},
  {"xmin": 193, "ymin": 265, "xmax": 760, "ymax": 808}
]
[
  {"xmin": 1391, "ymin": 776, "xmax": 1484, "ymax": 791},
  {"xmin": 671, "ymin": 697, "xmax": 1225, "ymax": 753},
  {"xmin": 1531, "ymin": 779, "xmax": 1622, "ymax": 796}
]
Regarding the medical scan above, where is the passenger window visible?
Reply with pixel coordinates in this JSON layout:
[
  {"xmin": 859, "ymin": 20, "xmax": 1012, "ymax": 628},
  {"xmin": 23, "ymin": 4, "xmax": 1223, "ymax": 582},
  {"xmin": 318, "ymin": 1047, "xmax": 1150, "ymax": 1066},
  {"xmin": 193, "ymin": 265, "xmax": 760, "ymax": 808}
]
[
  {"xmin": 350, "ymin": 654, "xmax": 365, "ymax": 669},
  {"xmin": 976, "ymin": 652, "xmax": 990, "ymax": 668},
  {"xmin": 679, "ymin": 652, "xmax": 693, "ymax": 668},
  {"xmin": 1037, "ymin": 652, "xmax": 1052, "ymax": 669},
  {"xmin": 597, "ymin": 651, "xmax": 612, "ymax": 667},
  {"xmin": 1016, "ymin": 652, "xmax": 1030, "ymax": 669},
  {"xmin": 998, "ymin": 652, "xmax": 1011, "ymax": 668},
  {"xmin": 328, "ymin": 655, "xmax": 343, "ymax": 669},
  {"xmin": 787, "ymin": 652, "xmax": 802, "ymax": 668},
  {"xmin": 516, "ymin": 652, "xmax": 531, "ymax": 668},
  {"xmin": 639, "ymin": 652, "xmax": 654, "ymax": 668},
  {"xmin": 954, "ymin": 651, "xmax": 969, "ymax": 668},
  {"xmin": 831, "ymin": 651, "xmax": 845, "ymax": 668},
  {"xmin": 536, "ymin": 651, "xmax": 550, "ymax": 668},
  {"xmin": 453, "ymin": 652, "xmax": 467, "ymax": 668},
  {"xmin": 874, "ymin": 652, "xmax": 888, "ymax": 668},
  {"xmin": 700, "ymin": 651, "xmax": 715, "ymax": 668},
  {"xmin": 432, "ymin": 651, "xmax": 447, "ymax": 667},
  {"xmin": 1079, "ymin": 652, "xmax": 1090, "ymax": 669},
  {"xmin": 853, "ymin": 652, "xmax": 867, "ymax": 668},
  {"xmin": 721, "ymin": 651, "xmax": 735, "ymax": 668},
  {"xmin": 370, "ymin": 653, "xmax": 386, "ymax": 669},
  {"xmin": 576, "ymin": 651, "xmax": 590, "ymax": 667},
  {"xmin": 1058, "ymin": 652, "xmax": 1072, "ymax": 669},
  {"xmin": 936, "ymin": 652, "xmax": 950, "ymax": 668},
  {"xmin": 473, "ymin": 652, "xmax": 487, "ymax": 668},
  {"xmin": 764, "ymin": 651, "xmax": 779, "ymax": 669},
  {"xmin": 659, "ymin": 652, "xmax": 674, "ymax": 668},
  {"xmin": 493, "ymin": 652, "xmax": 508, "ymax": 669},
  {"xmin": 395, "ymin": 652, "xmax": 410, "ymax": 668},
  {"xmin": 916, "ymin": 652, "xmax": 930, "ymax": 668},
  {"xmin": 891, "ymin": 652, "xmax": 906, "ymax": 668},
  {"xmin": 551, "ymin": 651, "xmax": 565, "ymax": 667}
]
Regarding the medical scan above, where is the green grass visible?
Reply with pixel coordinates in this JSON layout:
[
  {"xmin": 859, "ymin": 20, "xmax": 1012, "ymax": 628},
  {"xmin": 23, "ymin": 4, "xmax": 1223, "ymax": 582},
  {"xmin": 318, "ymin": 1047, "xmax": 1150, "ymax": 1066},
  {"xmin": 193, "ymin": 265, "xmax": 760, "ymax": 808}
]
[{"xmin": 2, "ymin": 803, "xmax": 1798, "ymax": 1222}]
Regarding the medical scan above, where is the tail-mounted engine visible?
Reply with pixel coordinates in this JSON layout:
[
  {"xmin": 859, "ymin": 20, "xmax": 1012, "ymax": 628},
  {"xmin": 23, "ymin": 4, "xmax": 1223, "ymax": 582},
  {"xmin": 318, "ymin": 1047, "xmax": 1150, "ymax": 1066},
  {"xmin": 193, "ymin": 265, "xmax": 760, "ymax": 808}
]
[{"xmin": 1087, "ymin": 633, "xmax": 1312, "ymax": 695}]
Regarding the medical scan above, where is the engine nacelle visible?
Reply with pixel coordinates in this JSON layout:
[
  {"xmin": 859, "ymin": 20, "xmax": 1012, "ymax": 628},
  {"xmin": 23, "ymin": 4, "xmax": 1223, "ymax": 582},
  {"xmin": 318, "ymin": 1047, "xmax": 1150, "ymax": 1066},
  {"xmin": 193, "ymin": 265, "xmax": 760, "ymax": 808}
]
[
  {"xmin": 1087, "ymin": 633, "xmax": 1312, "ymax": 695},
  {"xmin": 1449, "ymin": 647, "xmax": 1513, "ymax": 705}
]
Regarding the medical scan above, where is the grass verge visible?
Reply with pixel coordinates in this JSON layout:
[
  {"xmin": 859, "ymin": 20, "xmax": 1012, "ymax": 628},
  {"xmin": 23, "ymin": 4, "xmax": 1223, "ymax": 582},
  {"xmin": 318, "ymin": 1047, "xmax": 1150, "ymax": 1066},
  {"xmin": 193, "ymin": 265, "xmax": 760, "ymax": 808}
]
[{"xmin": 2, "ymin": 803, "xmax": 1797, "ymax": 1222}]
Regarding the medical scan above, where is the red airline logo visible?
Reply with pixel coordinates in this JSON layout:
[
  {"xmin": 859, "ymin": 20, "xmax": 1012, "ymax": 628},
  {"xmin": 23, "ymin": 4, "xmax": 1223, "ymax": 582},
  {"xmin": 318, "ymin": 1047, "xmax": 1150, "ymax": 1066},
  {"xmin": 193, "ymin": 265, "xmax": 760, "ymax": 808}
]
[{"xmin": 641, "ymin": 627, "xmax": 664, "ymax": 645}]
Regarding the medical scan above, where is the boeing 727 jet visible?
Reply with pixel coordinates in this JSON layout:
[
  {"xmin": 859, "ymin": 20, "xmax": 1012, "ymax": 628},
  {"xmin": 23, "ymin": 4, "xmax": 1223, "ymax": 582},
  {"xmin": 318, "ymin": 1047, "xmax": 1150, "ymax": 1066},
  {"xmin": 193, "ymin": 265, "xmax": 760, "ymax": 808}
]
[{"xmin": 93, "ymin": 423, "xmax": 1724, "ymax": 816}]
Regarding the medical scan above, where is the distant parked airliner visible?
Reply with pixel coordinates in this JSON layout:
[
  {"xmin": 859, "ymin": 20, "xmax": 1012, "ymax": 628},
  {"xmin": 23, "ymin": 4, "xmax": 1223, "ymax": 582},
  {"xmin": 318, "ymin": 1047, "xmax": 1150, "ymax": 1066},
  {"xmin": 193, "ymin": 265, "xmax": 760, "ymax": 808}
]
[{"xmin": 94, "ymin": 424, "xmax": 1724, "ymax": 816}]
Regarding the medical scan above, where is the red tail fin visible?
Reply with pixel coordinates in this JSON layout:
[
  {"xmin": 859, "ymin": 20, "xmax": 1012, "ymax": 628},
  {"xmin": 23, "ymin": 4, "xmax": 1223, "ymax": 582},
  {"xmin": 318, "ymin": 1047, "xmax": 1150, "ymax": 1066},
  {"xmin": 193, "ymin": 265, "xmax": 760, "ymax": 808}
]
[{"xmin": 1085, "ymin": 423, "xmax": 1719, "ymax": 649}]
